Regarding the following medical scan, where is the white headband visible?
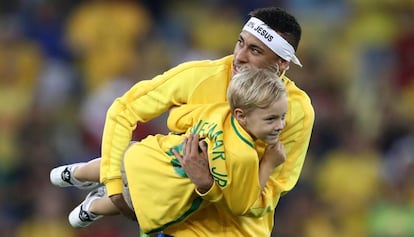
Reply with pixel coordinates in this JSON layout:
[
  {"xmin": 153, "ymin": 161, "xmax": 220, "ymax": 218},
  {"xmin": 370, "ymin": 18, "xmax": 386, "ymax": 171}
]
[{"xmin": 242, "ymin": 17, "xmax": 302, "ymax": 67}]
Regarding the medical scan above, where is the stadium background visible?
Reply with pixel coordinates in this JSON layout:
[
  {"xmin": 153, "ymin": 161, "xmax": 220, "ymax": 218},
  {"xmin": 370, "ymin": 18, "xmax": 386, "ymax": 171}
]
[{"xmin": 1, "ymin": 0, "xmax": 413, "ymax": 236}]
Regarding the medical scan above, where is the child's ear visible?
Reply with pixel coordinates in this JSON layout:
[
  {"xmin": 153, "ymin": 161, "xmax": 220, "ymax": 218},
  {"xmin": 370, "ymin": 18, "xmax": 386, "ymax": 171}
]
[{"xmin": 233, "ymin": 108, "xmax": 246, "ymax": 125}]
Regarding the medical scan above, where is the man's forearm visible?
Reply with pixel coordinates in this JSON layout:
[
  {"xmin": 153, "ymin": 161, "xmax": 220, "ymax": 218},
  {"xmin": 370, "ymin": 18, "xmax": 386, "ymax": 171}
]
[{"xmin": 109, "ymin": 193, "xmax": 137, "ymax": 221}]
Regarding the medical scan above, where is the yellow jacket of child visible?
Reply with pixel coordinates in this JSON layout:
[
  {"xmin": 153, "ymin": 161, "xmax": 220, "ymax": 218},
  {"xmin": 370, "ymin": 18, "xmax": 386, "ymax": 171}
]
[{"xmin": 125, "ymin": 102, "xmax": 278, "ymax": 233}]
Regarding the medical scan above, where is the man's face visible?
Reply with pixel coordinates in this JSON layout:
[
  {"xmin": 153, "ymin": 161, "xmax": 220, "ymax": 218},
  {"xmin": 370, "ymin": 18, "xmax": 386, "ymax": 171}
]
[{"xmin": 232, "ymin": 31, "xmax": 285, "ymax": 76}]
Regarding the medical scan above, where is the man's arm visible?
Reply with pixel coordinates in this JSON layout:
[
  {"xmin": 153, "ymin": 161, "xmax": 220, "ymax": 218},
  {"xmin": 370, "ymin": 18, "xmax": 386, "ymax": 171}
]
[
  {"xmin": 109, "ymin": 194, "xmax": 137, "ymax": 221},
  {"xmin": 99, "ymin": 60, "xmax": 230, "ymax": 198},
  {"xmin": 99, "ymin": 69, "xmax": 199, "ymax": 215}
]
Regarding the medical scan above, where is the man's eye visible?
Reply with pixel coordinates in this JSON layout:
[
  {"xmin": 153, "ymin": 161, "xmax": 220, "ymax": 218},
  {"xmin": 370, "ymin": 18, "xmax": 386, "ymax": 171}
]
[{"xmin": 251, "ymin": 48, "xmax": 261, "ymax": 54}]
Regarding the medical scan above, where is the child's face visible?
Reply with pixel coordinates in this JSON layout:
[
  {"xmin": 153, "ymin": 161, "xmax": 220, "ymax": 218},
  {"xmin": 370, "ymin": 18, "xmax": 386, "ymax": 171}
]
[{"xmin": 242, "ymin": 96, "xmax": 288, "ymax": 144}]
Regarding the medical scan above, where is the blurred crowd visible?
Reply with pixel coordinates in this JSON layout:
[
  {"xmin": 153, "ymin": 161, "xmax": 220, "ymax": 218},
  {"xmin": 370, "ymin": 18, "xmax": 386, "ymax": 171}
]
[{"xmin": 0, "ymin": 0, "xmax": 413, "ymax": 236}]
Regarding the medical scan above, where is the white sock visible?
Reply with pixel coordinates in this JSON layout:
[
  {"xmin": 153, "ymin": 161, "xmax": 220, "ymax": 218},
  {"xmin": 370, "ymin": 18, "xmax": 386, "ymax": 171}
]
[{"xmin": 70, "ymin": 164, "xmax": 87, "ymax": 185}]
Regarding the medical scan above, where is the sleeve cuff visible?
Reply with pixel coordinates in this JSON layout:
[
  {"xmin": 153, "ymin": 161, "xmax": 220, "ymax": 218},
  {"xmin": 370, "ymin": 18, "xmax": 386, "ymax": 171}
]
[
  {"xmin": 105, "ymin": 178, "xmax": 124, "ymax": 196},
  {"xmin": 195, "ymin": 181, "xmax": 222, "ymax": 202}
]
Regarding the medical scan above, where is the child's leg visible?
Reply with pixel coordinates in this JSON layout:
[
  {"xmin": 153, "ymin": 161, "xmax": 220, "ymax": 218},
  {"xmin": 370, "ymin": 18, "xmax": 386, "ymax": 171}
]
[
  {"xmin": 73, "ymin": 157, "xmax": 101, "ymax": 182},
  {"xmin": 89, "ymin": 194, "xmax": 120, "ymax": 216}
]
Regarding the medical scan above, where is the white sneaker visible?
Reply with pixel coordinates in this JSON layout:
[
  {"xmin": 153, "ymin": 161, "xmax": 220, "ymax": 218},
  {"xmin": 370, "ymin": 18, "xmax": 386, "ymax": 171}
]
[
  {"xmin": 50, "ymin": 163, "xmax": 99, "ymax": 189},
  {"xmin": 69, "ymin": 186, "xmax": 105, "ymax": 228}
]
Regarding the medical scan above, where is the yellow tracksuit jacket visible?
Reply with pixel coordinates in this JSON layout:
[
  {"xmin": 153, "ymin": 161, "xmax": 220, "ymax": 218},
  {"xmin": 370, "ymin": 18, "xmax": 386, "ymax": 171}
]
[{"xmin": 100, "ymin": 55, "xmax": 315, "ymax": 236}]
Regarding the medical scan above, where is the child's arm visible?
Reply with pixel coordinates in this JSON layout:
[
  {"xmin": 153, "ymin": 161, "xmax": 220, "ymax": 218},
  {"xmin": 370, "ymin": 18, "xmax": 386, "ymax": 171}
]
[{"xmin": 258, "ymin": 141, "xmax": 286, "ymax": 191}]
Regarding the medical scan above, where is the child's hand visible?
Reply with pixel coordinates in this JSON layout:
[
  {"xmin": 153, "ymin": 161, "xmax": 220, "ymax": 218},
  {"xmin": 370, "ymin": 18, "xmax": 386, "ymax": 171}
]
[{"xmin": 262, "ymin": 141, "xmax": 286, "ymax": 168}]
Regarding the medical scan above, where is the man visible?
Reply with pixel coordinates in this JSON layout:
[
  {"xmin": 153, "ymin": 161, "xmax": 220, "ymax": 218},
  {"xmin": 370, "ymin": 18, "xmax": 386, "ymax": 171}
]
[{"xmin": 100, "ymin": 6, "xmax": 314, "ymax": 236}]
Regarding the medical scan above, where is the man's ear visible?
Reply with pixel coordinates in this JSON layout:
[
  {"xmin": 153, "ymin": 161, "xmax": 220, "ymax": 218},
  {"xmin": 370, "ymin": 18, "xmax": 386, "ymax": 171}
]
[
  {"xmin": 233, "ymin": 108, "xmax": 246, "ymax": 125},
  {"xmin": 276, "ymin": 59, "xmax": 290, "ymax": 73}
]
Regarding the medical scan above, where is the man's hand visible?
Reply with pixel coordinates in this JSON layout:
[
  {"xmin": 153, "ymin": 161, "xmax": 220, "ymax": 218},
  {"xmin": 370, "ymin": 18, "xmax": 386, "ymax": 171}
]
[
  {"xmin": 109, "ymin": 193, "xmax": 137, "ymax": 221},
  {"xmin": 173, "ymin": 134, "xmax": 213, "ymax": 194}
]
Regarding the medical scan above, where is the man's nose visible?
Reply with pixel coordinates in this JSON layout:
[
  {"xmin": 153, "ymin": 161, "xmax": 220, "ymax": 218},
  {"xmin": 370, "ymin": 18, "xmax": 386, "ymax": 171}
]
[{"xmin": 234, "ymin": 47, "xmax": 248, "ymax": 63}]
